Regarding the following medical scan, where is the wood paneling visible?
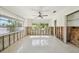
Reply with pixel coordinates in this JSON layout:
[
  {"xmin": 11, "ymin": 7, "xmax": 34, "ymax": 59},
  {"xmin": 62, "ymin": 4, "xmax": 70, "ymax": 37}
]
[
  {"xmin": 55, "ymin": 27, "xmax": 63, "ymax": 41},
  {"xmin": 67, "ymin": 27, "xmax": 79, "ymax": 47},
  {"xmin": 51, "ymin": 27, "xmax": 54, "ymax": 35},
  {"xmin": 60, "ymin": 27, "xmax": 64, "ymax": 40},
  {"xmin": 18, "ymin": 32, "xmax": 21, "ymax": 40},
  {"xmin": 4, "ymin": 35, "xmax": 9, "ymax": 48},
  {"xmin": 26, "ymin": 27, "xmax": 54, "ymax": 35},
  {"xmin": 0, "ymin": 30, "xmax": 25, "ymax": 52},
  {"xmin": 10, "ymin": 34, "xmax": 14, "ymax": 45},
  {"xmin": 0, "ymin": 37, "xmax": 3, "ymax": 51},
  {"xmin": 15, "ymin": 33, "xmax": 17, "ymax": 41}
]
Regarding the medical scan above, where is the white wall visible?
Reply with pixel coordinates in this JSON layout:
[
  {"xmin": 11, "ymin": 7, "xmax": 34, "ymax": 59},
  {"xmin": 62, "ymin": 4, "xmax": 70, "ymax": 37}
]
[{"xmin": 51, "ymin": 6, "xmax": 79, "ymax": 27}]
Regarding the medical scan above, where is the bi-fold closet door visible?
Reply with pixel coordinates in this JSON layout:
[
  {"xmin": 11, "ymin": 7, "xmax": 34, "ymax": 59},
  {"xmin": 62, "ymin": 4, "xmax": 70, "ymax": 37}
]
[{"xmin": 67, "ymin": 11, "xmax": 79, "ymax": 47}]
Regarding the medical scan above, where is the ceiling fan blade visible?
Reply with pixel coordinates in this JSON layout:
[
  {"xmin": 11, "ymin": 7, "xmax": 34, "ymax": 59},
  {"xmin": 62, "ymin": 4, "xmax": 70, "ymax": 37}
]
[
  {"xmin": 40, "ymin": 16, "xmax": 43, "ymax": 19},
  {"xmin": 42, "ymin": 15, "xmax": 48, "ymax": 16},
  {"xmin": 39, "ymin": 11, "xmax": 42, "ymax": 15},
  {"xmin": 33, "ymin": 15, "xmax": 36, "ymax": 16}
]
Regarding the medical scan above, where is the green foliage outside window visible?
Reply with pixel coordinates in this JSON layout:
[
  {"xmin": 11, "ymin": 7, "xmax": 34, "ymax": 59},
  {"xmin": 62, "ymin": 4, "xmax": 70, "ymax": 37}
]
[{"xmin": 32, "ymin": 23, "xmax": 48, "ymax": 30}]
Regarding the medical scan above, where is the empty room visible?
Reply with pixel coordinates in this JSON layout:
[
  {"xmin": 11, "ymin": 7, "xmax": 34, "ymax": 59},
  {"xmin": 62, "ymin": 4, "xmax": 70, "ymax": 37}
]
[{"xmin": 0, "ymin": 6, "xmax": 79, "ymax": 53}]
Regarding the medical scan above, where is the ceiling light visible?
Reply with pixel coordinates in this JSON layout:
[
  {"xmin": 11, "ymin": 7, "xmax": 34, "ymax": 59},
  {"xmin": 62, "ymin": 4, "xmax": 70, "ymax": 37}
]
[{"xmin": 53, "ymin": 10, "xmax": 56, "ymax": 13}]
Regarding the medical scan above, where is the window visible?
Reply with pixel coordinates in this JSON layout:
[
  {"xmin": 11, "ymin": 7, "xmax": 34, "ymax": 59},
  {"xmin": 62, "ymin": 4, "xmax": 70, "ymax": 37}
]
[
  {"xmin": 32, "ymin": 23, "xmax": 48, "ymax": 30},
  {"xmin": 0, "ymin": 16, "xmax": 23, "ymax": 33}
]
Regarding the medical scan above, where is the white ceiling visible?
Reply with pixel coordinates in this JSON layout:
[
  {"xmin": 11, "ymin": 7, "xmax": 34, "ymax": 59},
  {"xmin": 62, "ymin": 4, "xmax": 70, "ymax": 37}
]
[
  {"xmin": 2, "ymin": 6, "xmax": 70, "ymax": 23},
  {"xmin": 0, "ymin": 6, "xmax": 67, "ymax": 23}
]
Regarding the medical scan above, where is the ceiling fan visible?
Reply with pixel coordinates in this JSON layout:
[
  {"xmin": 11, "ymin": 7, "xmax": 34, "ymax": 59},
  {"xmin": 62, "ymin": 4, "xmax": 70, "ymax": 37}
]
[{"xmin": 34, "ymin": 11, "xmax": 48, "ymax": 19}]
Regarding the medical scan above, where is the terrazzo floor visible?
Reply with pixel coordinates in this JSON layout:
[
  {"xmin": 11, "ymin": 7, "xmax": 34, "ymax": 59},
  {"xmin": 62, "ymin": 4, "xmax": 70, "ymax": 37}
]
[{"xmin": 2, "ymin": 36, "xmax": 79, "ymax": 53}]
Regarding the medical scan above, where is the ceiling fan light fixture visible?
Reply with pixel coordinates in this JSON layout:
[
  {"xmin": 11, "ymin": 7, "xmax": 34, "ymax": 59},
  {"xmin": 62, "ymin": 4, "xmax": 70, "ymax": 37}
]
[{"xmin": 53, "ymin": 10, "xmax": 56, "ymax": 13}]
